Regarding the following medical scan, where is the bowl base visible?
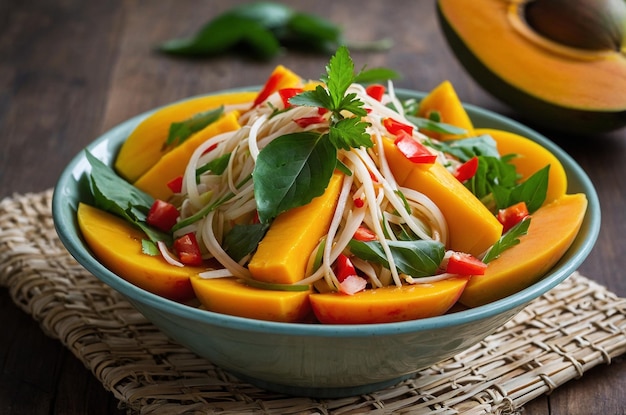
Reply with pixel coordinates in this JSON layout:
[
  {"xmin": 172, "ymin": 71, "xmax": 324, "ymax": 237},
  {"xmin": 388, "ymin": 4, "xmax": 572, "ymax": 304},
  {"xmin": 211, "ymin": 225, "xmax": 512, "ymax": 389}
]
[{"xmin": 229, "ymin": 371, "xmax": 415, "ymax": 399}]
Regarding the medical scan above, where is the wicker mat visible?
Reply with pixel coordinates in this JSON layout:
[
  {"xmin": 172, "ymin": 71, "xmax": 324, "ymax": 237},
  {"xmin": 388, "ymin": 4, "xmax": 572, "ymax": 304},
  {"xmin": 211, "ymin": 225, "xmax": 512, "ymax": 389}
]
[{"xmin": 1, "ymin": 190, "xmax": 625, "ymax": 415}]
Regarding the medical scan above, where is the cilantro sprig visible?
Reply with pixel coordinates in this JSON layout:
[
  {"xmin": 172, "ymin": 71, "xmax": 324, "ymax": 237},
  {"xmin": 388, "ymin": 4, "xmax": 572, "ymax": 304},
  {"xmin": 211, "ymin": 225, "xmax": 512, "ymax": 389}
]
[{"xmin": 253, "ymin": 46, "xmax": 397, "ymax": 223}]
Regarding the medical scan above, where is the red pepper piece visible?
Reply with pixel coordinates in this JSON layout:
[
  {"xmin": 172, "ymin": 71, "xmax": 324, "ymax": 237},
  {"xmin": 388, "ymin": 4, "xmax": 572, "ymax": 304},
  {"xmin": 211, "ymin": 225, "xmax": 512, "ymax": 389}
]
[
  {"xmin": 278, "ymin": 87, "xmax": 303, "ymax": 108},
  {"xmin": 453, "ymin": 156, "xmax": 479, "ymax": 183},
  {"xmin": 253, "ymin": 72, "xmax": 282, "ymax": 107},
  {"xmin": 365, "ymin": 84, "xmax": 385, "ymax": 101},
  {"xmin": 383, "ymin": 117, "xmax": 413, "ymax": 136},
  {"xmin": 335, "ymin": 253, "xmax": 357, "ymax": 282},
  {"xmin": 166, "ymin": 175, "xmax": 183, "ymax": 193},
  {"xmin": 173, "ymin": 232, "xmax": 204, "ymax": 266},
  {"xmin": 294, "ymin": 115, "xmax": 326, "ymax": 128},
  {"xmin": 146, "ymin": 200, "xmax": 180, "ymax": 232},
  {"xmin": 353, "ymin": 197, "xmax": 365, "ymax": 208},
  {"xmin": 497, "ymin": 201, "xmax": 530, "ymax": 233},
  {"xmin": 394, "ymin": 130, "xmax": 437, "ymax": 164},
  {"xmin": 446, "ymin": 252, "xmax": 487, "ymax": 275},
  {"xmin": 353, "ymin": 226, "xmax": 377, "ymax": 242}
]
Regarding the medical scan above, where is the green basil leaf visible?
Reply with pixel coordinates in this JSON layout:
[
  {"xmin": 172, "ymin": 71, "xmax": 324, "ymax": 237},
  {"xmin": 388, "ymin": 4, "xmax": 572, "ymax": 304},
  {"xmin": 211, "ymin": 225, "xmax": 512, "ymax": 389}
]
[
  {"xmin": 406, "ymin": 114, "xmax": 467, "ymax": 135},
  {"xmin": 165, "ymin": 107, "xmax": 223, "ymax": 148},
  {"xmin": 196, "ymin": 152, "xmax": 231, "ymax": 177},
  {"xmin": 428, "ymin": 134, "xmax": 500, "ymax": 162},
  {"xmin": 223, "ymin": 223, "xmax": 269, "ymax": 262},
  {"xmin": 483, "ymin": 217, "xmax": 531, "ymax": 263},
  {"xmin": 354, "ymin": 67, "xmax": 400, "ymax": 84},
  {"xmin": 348, "ymin": 239, "xmax": 445, "ymax": 277},
  {"xmin": 253, "ymin": 132, "xmax": 337, "ymax": 223}
]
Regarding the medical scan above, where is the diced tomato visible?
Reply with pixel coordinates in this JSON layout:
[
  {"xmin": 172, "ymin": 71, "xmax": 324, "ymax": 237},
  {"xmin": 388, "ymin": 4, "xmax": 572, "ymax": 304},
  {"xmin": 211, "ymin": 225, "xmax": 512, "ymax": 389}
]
[
  {"xmin": 146, "ymin": 200, "xmax": 180, "ymax": 232},
  {"xmin": 335, "ymin": 253, "xmax": 357, "ymax": 282},
  {"xmin": 365, "ymin": 84, "xmax": 385, "ymax": 101},
  {"xmin": 353, "ymin": 226, "xmax": 377, "ymax": 241},
  {"xmin": 453, "ymin": 156, "xmax": 479, "ymax": 183},
  {"xmin": 497, "ymin": 201, "xmax": 530, "ymax": 233},
  {"xmin": 294, "ymin": 115, "xmax": 326, "ymax": 128},
  {"xmin": 394, "ymin": 130, "xmax": 437, "ymax": 164},
  {"xmin": 278, "ymin": 87, "xmax": 303, "ymax": 108},
  {"xmin": 166, "ymin": 175, "xmax": 183, "ymax": 193},
  {"xmin": 383, "ymin": 117, "xmax": 414, "ymax": 136},
  {"xmin": 445, "ymin": 252, "xmax": 487, "ymax": 275},
  {"xmin": 173, "ymin": 232, "xmax": 203, "ymax": 266}
]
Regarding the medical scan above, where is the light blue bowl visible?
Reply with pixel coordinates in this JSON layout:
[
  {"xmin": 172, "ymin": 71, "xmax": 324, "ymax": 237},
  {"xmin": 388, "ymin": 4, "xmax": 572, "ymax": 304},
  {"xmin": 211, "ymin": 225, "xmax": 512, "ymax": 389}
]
[{"xmin": 53, "ymin": 88, "xmax": 600, "ymax": 398}]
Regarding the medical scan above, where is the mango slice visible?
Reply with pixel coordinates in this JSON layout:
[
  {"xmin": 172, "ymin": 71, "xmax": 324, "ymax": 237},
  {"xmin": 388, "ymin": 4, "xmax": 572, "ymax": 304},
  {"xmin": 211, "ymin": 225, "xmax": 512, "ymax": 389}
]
[
  {"xmin": 248, "ymin": 173, "xmax": 344, "ymax": 284},
  {"xmin": 475, "ymin": 128, "xmax": 567, "ymax": 205},
  {"xmin": 417, "ymin": 80, "xmax": 474, "ymax": 139},
  {"xmin": 383, "ymin": 137, "xmax": 503, "ymax": 256},
  {"xmin": 190, "ymin": 276, "xmax": 312, "ymax": 323},
  {"xmin": 114, "ymin": 91, "xmax": 257, "ymax": 182},
  {"xmin": 460, "ymin": 193, "xmax": 587, "ymax": 307},
  {"xmin": 77, "ymin": 203, "xmax": 203, "ymax": 301},
  {"xmin": 134, "ymin": 111, "xmax": 242, "ymax": 200},
  {"xmin": 310, "ymin": 277, "xmax": 468, "ymax": 324}
]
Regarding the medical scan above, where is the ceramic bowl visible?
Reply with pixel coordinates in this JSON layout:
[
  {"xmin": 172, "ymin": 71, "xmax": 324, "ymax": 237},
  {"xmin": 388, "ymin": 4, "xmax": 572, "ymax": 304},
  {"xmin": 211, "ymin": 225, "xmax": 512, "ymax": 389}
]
[{"xmin": 52, "ymin": 89, "xmax": 600, "ymax": 398}]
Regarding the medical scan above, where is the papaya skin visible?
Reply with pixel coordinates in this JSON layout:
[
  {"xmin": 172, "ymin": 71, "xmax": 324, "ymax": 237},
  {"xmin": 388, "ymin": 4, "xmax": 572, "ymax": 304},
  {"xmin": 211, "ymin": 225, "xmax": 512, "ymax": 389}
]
[
  {"xmin": 77, "ymin": 203, "xmax": 202, "ymax": 302},
  {"xmin": 475, "ymin": 128, "xmax": 567, "ymax": 205},
  {"xmin": 437, "ymin": 0, "xmax": 626, "ymax": 133},
  {"xmin": 460, "ymin": 193, "xmax": 587, "ymax": 308},
  {"xmin": 190, "ymin": 276, "xmax": 312, "ymax": 323},
  {"xmin": 114, "ymin": 91, "xmax": 257, "ymax": 182},
  {"xmin": 310, "ymin": 277, "xmax": 468, "ymax": 324},
  {"xmin": 248, "ymin": 173, "xmax": 344, "ymax": 284},
  {"xmin": 417, "ymin": 80, "xmax": 475, "ymax": 140},
  {"xmin": 134, "ymin": 111, "xmax": 242, "ymax": 200}
]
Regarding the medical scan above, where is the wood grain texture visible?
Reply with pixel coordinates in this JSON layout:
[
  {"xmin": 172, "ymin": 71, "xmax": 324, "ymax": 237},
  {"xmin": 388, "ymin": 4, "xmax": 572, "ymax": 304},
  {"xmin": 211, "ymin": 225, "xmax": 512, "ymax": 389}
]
[{"xmin": 1, "ymin": 1, "xmax": 624, "ymax": 413}]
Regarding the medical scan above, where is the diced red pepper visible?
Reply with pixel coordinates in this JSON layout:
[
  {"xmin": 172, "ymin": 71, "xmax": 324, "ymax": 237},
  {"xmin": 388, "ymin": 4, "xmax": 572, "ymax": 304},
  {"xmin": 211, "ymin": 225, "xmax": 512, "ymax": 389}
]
[
  {"xmin": 173, "ymin": 232, "xmax": 204, "ymax": 266},
  {"xmin": 365, "ymin": 84, "xmax": 385, "ymax": 101},
  {"xmin": 253, "ymin": 72, "xmax": 282, "ymax": 107},
  {"xmin": 166, "ymin": 175, "xmax": 183, "ymax": 193},
  {"xmin": 353, "ymin": 226, "xmax": 377, "ymax": 241},
  {"xmin": 201, "ymin": 142, "xmax": 219, "ymax": 155},
  {"xmin": 294, "ymin": 115, "xmax": 326, "ymax": 128},
  {"xmin": 497, "ymin": 201, "xmax": 530, "ymax": 233},
  {"xmin": 317, "ymin": 107, "xmax": 329, "ymax": 115},
  {"xmin": 278, "ymin": 87, "xmax": 303, "ymax": 108},
  {"xmin": 394, "ymin": 130, "xmax": 437, "ymax": 164},
  {"xmin": 383, "ymin": 117, "xmax": 414, "ymax": 136},
  {"xmin": 353, "ymin": 197, "xmax": 365, "ymax": 208},
  {"xmin": 453, "ymin": 156, "xmax": 479, "ymax": 183},
  {"xmin": 445, "ymin": 252, "xmax": 487, "ymax": 275},
  {"xmin": 335, "ymin": 253, "xmax": 357, "ymax": 282},
  {"xmin": 146, "ymin": 200, "xmax": 180, "ymax": 232}
]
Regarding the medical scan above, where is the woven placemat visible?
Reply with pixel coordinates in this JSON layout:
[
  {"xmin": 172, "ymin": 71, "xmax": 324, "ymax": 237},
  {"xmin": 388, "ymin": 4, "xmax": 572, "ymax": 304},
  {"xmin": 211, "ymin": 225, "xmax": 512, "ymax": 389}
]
[{"xmin": 1, "ymin": 190, "xmax": 625, "ymax": 414}]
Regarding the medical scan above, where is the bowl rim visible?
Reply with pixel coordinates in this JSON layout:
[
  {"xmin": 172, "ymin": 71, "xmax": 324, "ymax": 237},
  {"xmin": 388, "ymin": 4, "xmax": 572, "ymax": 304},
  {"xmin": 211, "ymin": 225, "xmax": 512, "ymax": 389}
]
[{"xmin": 53, "ymin": 87, "xmax": 601, "ymax": 337}]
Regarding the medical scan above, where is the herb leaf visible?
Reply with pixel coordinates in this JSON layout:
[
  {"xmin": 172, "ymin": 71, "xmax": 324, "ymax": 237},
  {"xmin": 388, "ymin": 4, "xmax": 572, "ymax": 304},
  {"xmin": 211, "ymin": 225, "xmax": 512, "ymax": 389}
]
[
  {"xmin": 165, "ymin": 106, "xmax": 223, "ymax": 149},
  {"xmin": 85, "ymin": 151, "xmax": 171, "ymax": 244},
  {"xmin": 253, "ymin": 132, "xmax": 337, "ymax": 223},
  {"xmin": 483, "ymin": 217, "xmax": 531, "ymax": 263},
  {"xmin": 223, "ymin": 223, "xmax": 270, "ymax": 262},
  {"xmin": 348, "ymin": 239, "xmax": 445, "ymax": 277},
  {"xmin": 196, "ymin": 153, "xmax": 231, "ymax": 177}
]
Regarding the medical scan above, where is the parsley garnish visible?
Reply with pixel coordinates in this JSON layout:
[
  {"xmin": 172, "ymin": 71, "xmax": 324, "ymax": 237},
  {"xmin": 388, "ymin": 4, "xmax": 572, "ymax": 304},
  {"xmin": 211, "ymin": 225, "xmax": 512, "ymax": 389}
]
[{"xmin": 253, "ymin": 46, "xmax": 396, "ymax": 223}]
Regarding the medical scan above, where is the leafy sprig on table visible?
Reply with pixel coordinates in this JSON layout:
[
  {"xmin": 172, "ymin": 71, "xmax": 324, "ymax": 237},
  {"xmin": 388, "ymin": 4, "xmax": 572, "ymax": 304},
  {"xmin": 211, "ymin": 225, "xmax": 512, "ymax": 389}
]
[{"xmin": 159, "ymin": 2, "xmax": 392, "ymax": 60}]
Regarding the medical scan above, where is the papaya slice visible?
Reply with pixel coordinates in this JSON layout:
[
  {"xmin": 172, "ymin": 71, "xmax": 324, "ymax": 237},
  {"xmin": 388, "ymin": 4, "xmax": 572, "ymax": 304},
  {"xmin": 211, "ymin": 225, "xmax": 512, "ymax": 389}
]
[
  {"xmin": 114, "ymin": 91, "xmax": 257, "ymax": 182},
  {"xmin": 460, "ymin": 193, "xmax": 587, "ymax": 307},
  {"xmin": 248, "ymin": 172, "xmax": 344, "ymax": 284},
  {"xmin": 310, "ymin": 277, "xmax": 468, "ymax": 324},
  {"xmin": 134, "ymin": 111, "xmax": 242, "ymax": 200},
  {"xmin": 476, "ymin": 128, "xmax": 567, "ymax": 205},
  {"xmin": 77, "ymin": 203, "xmax": 203, "ymax": 301},
  {"xmin": 190, "ymin": 276, "xmax": 312, "ymax": 323},
  {"xmin": 417, "ymin": 80, "xmax": 474, "ymax": 139},
  {"xmin": 383, "ymin": 137, "xmax": 503, "ymax": 257}
]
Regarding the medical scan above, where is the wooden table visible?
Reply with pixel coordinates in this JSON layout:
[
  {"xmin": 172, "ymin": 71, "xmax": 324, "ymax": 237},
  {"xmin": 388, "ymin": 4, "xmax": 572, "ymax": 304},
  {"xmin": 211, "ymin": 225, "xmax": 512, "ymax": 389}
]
[{"xmin": 2, "ymin": 1, "xmax": 624, "ymax": 413}]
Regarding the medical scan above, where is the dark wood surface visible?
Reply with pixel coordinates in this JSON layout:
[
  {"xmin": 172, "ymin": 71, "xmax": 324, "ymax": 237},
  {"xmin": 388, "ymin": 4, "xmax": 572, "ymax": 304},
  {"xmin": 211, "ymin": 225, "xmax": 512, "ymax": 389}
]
[{"xmin": 1, "ymin": 1, "xmax": 624, "ymax": 414}]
